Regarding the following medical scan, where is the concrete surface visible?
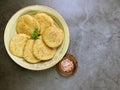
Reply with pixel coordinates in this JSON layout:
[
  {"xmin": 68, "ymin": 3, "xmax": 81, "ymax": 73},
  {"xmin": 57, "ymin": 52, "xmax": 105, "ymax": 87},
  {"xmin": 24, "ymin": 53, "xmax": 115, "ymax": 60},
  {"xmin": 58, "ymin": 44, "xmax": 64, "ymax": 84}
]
[{"xmin": 0, "ymin": 0, "xmax": 120, "ymax": 90}]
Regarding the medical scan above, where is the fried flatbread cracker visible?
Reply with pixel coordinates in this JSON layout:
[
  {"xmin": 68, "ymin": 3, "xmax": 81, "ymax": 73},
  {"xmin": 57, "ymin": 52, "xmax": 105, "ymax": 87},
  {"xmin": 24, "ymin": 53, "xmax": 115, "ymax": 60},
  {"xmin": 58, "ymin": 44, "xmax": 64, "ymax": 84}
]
[
  {"xmin": 34, "ymin": 13, "xmax": 54, "ymax": 34},
  {"xmin": 16, "ymin": 14, "xmax": 40, "ymax": 36},
  {"xmin": 9, "ymin": 34, "xmax": 29, "ymax": 57},
  {"xmin": 43, "ymin": 26, "xmax": 64, "ymax": 48},
  {"xmin": 33, "ymin": 37, "xmax": 56, "ymax": 60},
  {"xmin": 23, "ymin": 39, "xmax": 40, "ymax": 63}
]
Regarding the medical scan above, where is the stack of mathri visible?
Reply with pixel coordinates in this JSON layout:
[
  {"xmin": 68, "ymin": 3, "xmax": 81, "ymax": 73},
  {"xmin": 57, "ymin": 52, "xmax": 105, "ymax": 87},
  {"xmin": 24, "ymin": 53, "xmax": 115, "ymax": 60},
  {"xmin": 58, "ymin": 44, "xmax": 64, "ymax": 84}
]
[{"xmin": 9, "ymin": 13, "xmax": 64, "ymax": 63}]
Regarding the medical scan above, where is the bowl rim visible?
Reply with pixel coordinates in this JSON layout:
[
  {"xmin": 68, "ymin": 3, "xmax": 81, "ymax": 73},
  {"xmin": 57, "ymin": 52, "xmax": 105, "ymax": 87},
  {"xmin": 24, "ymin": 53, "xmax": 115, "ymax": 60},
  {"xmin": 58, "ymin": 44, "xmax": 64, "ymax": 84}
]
[{"xmin": 4, "ymin": 5, "xmax": 70, "ymax": 70}]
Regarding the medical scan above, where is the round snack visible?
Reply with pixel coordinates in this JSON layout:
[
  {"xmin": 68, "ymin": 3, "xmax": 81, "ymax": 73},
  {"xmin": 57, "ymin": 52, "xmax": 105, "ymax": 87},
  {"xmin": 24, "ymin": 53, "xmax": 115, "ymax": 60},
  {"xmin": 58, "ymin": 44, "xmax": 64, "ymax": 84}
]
[
  {"xmin": 56, "ymin": 54, "xmax": 78, "ymax": 76},
  {"xmin": 34, "ymin": 13, "xmax": 54, "ymax": 34},
  {"xmin": 9, "ymin": 34, "xmax": 29, "ymax": 57},
  {"xmin": 43, "ymin": 26, "xmax": 64, "ymax": 48},
  {"xmin": 16, "ymin": 14, "xmax": 40, "ymax": 36},
  {"xmin": 33, "ymin": 37, "xmax": 56, "ymax": 60},
  {"xmin": 23, "ymin": 39, "xmax": 40, "ymax": 63}
]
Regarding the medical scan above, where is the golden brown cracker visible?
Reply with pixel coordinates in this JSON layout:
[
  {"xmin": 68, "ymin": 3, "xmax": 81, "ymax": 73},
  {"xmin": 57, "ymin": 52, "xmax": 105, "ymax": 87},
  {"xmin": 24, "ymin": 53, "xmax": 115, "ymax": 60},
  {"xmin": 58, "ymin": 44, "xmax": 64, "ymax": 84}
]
[
  {"xmin": 23, "ymin": 39, "xmax": 40, "ymax": 63},
  {"xmin": 43, "ymin": 26, "xmax": 64, "ymax": 48},
  {"xmin": 16, "ymin": 14, "xmax": 40, "ymax": 36},
  {"xmin": 34, "ymin": 13, "xmax": 54, "ymax": 34},
  {"xmin": 9, "ymin": 34, "xmax": 29, "ymax": 57},
  {"xmin": 33, "ymin": 37, "xmax": 56, "ymax": 60}
]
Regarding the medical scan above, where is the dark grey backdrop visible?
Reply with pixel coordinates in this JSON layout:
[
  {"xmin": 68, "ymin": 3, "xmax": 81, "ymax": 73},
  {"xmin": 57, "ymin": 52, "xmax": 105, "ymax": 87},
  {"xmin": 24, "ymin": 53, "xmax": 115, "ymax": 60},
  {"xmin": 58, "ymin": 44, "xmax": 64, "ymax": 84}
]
[{"xmin": 0, "ymin": 0, "xmax": 120, "ymax": 90}]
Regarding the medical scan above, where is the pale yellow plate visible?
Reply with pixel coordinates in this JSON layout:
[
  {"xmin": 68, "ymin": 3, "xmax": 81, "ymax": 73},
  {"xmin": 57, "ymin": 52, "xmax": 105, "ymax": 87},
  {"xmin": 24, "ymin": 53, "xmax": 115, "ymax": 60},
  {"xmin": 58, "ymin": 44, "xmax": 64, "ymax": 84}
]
[{"xmin": 4, "ymin": 5, "xmax": 69, "ymax": 70}]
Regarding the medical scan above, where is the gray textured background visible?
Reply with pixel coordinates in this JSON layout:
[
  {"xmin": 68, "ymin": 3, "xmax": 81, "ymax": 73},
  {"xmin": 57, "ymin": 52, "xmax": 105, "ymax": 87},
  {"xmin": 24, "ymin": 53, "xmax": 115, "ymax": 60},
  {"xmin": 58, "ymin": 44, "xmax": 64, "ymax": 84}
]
[{"xmin": 0, "ymin": 0, "xmax": 120, "ymax": 90}]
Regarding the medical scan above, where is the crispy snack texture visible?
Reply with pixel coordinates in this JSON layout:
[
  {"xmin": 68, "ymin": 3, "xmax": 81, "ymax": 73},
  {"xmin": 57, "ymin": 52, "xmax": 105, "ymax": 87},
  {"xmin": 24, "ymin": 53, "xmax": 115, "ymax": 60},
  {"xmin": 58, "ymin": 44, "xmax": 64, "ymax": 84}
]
[
  {"xmin": 23, "ymin": 39, "xmax": 40, "ymax": 63},
  {"xmin": 33, "ymin": 37, "xmax": 56, "ymax": 60},
  {"xmin": 9, "ymin": 34, "xmax": 29, "ymax": 57},
  {"xmin": 16, "ymin": 14, "xmax": 40, "ymax": 36},
  {"xmin": 43, "ymin": 26, "xmax": 64, "ymax": 48}
]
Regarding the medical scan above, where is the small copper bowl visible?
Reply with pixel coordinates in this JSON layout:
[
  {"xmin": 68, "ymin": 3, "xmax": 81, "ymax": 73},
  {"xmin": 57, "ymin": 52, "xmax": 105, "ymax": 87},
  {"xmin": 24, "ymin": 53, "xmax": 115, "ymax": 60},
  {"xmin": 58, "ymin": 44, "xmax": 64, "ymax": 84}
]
[{"xmin": 56, "ymin": 53, "xmax": 78, "ymax": 76}]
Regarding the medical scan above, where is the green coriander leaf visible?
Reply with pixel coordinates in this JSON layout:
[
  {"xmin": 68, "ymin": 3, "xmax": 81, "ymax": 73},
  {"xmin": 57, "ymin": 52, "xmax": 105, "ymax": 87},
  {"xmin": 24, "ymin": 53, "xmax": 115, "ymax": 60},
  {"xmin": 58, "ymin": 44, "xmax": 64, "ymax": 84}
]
[{"xmin": 31, "ymin": 28, "xmax": 39, "ymax": 39}]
